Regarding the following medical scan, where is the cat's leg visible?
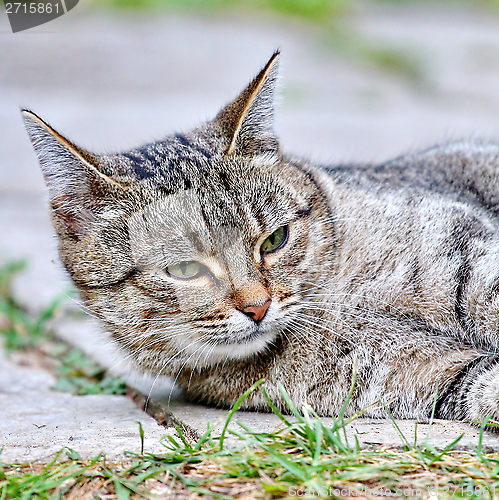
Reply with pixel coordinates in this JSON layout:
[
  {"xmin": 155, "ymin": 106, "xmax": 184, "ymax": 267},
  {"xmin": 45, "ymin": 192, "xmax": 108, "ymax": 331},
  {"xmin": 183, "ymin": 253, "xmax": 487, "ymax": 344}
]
[
  {"xmin": 325, "ymin": 316, "xmax": 499, "ymax": 422},
  {"xmin": 354, "ymin": 329, "xmax": 499, "ymax": 422},
  {"xmin": 354, "ymin": 343, "xmax": 499, "ymax": 423},
  {"xmin": 435, "ymin": 356, "xmax": 499, "ymax": 423},
  {"xmin": 457, "ymin": 239, "xmax": 499, "ymax": 349}
]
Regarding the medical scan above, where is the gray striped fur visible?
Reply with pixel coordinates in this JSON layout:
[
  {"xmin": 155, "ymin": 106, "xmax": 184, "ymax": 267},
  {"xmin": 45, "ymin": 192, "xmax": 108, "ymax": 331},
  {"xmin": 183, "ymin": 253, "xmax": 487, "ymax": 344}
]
[{"xmin": 22, "ymin": 52, "xmax": 499, "ymax": 423}]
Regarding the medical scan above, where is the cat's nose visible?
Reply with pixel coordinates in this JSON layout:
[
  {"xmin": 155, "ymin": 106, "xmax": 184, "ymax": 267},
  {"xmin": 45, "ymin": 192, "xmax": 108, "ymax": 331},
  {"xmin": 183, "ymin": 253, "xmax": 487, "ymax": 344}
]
[
  {"xmin": 234, "ymin": 282, "xmax": 271, "ymax": 323},
  {"xmin": 241, "ymin": 299, "xmax": 271, "ymax": 323}
]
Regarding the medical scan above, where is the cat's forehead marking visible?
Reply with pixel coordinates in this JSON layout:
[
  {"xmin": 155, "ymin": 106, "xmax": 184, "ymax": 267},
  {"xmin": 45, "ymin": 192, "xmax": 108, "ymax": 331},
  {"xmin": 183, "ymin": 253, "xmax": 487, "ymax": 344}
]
[
  {"xmin": 119, "ymin": 132, "xmax": 216, "ymax": 184},
  {"xmin": 174, "ymin": 134, "xmax": 213, "ymax": 160}
]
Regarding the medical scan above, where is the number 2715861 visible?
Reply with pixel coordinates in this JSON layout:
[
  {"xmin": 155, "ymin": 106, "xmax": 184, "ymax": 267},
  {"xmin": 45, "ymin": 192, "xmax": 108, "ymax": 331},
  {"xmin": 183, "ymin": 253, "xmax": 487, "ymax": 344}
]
[{"xmin": 5, "ymin": 3, "xmax": 60, "ymax": 14}]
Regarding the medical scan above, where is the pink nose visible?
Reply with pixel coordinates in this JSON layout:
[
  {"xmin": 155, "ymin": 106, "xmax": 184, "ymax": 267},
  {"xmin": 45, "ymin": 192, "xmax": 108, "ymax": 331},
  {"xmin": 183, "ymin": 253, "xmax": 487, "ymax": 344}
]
[{"xmin": 241, "ymin": 299, "xmax": 271, "ymax": 323}]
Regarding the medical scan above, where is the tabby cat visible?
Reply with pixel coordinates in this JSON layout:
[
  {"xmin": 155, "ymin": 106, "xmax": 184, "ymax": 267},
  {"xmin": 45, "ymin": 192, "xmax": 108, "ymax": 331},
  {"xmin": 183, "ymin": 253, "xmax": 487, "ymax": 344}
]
[{"xmin": 23, "ymin": 52, "xmax": 499, "ymax": 423}]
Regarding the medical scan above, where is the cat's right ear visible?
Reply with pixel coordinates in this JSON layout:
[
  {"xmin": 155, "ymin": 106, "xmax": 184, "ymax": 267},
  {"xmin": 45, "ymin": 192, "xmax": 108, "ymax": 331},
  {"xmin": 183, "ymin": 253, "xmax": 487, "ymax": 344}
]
[
  {"xmin": 22, "ymin": 110, "xmax": 124, "ymax": 237},
  {"xmin": 215, "ymin": 51, "xmax": 280, "ymax": 159}
]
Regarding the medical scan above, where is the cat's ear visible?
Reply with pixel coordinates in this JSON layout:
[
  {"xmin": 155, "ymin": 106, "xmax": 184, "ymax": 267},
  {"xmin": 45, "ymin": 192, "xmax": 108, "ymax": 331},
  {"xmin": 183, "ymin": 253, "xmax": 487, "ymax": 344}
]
[
  {"xmin": 215, "ymin": 51, "xmax": 280, "ymax": 158},
  {"xmin": 22, "ymin": 110, "xmax": 125, "ymax": 237}
]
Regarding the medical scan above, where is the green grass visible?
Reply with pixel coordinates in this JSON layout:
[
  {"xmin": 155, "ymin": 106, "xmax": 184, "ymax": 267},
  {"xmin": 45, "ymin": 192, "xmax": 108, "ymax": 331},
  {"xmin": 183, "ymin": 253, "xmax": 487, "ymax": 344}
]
[
  {"xmin": 0, "ymin": 260, "xmax": 52, "ymax": 351},
  {"xmin": 2, "ymin": 381, "xmax": 499, "ymax": 498},
  {"xmin": 86, "ymin": 0, "xmax": 499, "ymax": 15},
  {"xmin": 3, "ymin": 260, "xmax": 499, "ymax": 498},
  {"xmin": 88, "ymin": 0, "xmax": 348, "ymax": 19}
]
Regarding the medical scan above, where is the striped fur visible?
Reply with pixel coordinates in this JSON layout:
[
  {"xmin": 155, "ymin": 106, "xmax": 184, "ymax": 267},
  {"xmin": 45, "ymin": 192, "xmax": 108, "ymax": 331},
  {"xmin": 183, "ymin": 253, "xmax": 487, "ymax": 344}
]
[{"xmin": 22, "ymin": 52, "xmax": 499, "ymax": 423}]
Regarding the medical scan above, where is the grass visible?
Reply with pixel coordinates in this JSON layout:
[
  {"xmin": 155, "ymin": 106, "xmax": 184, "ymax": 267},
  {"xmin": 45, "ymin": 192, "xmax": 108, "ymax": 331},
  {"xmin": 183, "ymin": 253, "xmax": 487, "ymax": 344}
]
[
  {"xmin": 85, "ymin": 0, "xmax": 499, "ymax": 16},
  {"xmin": 3, "ymin": 261, "xmax": 499, "ymax": 498},
  {"xmin": 87, "ymin": 0, "xmax": 349, "ymax": 20},
  {"xmin": 2, "ymin": 382, "xmax": 499, "ymax": 498}
]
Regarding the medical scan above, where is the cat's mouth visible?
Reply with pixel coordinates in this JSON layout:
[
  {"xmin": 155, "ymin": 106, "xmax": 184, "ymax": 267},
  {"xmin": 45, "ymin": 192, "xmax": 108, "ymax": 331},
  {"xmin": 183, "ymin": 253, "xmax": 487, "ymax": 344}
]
[
  {"xmin": 183, "ymin": 305, "xmax": 282, "ymax": 364},
  {"xmin": 168, "ymin": 301, "xmax": 297, "ymax": 367}
]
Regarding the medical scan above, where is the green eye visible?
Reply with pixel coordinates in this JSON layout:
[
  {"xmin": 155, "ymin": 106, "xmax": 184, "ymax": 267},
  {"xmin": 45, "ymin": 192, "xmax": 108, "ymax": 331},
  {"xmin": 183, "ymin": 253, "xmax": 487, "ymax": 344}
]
[
  {"xmin": 260, "ymin": 226, "xmax": 288, "ymax": 254},
  {"xmin": 166, "ymin": 261, "xmax": 201, "ymax": 279}
]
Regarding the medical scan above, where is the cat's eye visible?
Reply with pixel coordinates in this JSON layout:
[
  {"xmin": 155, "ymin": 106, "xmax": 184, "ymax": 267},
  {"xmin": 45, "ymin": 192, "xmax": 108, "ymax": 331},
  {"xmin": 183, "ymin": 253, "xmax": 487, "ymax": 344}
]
[
  {"xmin": 260, "ymin": 226, "xmax": 288, "ymax": 254},
  {"xmin": 166, "ymin": 261, "xmax": 202, "ymax": 279}
]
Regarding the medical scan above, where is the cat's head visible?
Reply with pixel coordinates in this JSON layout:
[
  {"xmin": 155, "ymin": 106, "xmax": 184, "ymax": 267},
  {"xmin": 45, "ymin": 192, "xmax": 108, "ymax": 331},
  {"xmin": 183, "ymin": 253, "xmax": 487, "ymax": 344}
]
[{"xmin": 23, "ymin": 52, "xmax": 335, "ymax": 374}]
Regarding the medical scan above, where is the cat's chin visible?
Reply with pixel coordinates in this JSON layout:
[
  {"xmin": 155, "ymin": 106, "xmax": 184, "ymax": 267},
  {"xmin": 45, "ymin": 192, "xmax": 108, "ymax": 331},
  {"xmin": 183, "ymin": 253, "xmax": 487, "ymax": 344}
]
[{"xmin": 203, "ymin": 330, "xmax": 278, "ymax": 364}]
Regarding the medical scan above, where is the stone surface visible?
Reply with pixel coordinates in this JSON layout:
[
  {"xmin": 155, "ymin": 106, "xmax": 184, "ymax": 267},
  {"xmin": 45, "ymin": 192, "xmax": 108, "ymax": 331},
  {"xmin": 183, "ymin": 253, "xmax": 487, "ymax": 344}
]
[
  {"xmin": 0, "ymin": 347, "xmax": 174, "ymax": 463},
  {"xmin": 3, "ymin": 2, "xmax": 499, "ymax": 462},
  {"xmin": 0, "ymin": 393, "xmax": 172, "ymax": 463}
]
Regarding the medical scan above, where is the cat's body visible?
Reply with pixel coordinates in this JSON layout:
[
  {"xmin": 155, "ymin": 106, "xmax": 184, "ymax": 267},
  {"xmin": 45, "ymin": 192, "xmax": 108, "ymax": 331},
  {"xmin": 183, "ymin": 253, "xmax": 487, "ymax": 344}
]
[{"xmin": 23, "ymin": 52, "xmax": 499, "ymax": 423}]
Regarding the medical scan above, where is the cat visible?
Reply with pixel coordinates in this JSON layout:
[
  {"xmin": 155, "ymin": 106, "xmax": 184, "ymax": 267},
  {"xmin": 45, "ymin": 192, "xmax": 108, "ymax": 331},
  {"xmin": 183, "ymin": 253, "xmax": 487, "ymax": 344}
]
[{"xmin": 22, "ymin": 51, "xmax": 499, "ymax": 424}]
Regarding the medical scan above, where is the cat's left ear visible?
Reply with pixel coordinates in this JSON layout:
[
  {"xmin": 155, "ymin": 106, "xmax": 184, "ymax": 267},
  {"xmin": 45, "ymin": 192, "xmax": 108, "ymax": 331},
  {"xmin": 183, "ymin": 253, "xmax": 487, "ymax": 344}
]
[{"xmin": 215, "ymin": 51, "xmax": 280, "ymax": 158}]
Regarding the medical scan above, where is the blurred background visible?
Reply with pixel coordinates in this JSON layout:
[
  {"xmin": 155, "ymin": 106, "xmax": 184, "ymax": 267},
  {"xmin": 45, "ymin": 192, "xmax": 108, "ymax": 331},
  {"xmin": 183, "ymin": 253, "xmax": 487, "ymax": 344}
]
[{"xmin": 2, "ymin": 0, "xmax": 499, "ymax": 387}]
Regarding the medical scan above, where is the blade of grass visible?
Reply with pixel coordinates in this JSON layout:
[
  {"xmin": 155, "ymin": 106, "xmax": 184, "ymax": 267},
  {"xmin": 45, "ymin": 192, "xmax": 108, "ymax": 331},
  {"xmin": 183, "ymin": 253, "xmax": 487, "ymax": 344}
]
[
  {"xmin": 258, "ymin": 445, "xmax": 309, "ymax": 482},
  {"xmin": 422, "ymin": 389, "xmax": 439, "ymax": 449},
  {"xmin": 219, "ymin": 378, "xmax": 264, "ymax": 450},
  {"xmin": 262, "ymin": 386, "xmax": 308, "ymax": 438},
  {"xmin": 277, "ymin": 383, "xmax": 305, "ymax": 423},
  {"xmin": 137, "ymin": 421, "xmax": 145, "ymax": 455},
  {"xmin": 313, "ymin": 419, "xmax": 323, "ymax": 465},
  {"xmin": 194, "ymin": 422, "xmax": 213, "ymax": 452},
  {"xmin": 478, "ymin": 415, "xmax": 493, "ymax": 461},
  {"xmin": 113, "ymin": 479, "xmax": 131, "ymax": 500},
  {"xmin": 381, "ymin": 400, "xmax": 411, "ymax": 451},
  {"xmin": 337, "ymin": 359, "xmax": 357, "ymax": 423},
  {"xmin": 175, "ymin": 425, "xmax": 193, "ymax": 451}
]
